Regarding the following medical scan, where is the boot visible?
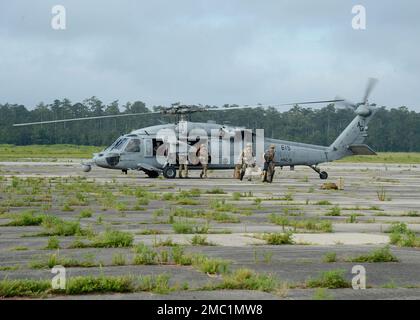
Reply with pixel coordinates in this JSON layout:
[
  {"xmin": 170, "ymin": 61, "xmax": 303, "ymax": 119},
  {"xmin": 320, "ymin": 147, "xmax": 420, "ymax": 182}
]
[{"xmin": 262, "ymin": 170, "xmax": 268, "ymax": 182}]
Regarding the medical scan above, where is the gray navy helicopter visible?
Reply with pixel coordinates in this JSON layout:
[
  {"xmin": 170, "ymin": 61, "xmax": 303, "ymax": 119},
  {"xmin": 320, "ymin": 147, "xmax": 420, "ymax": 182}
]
[{"xmin": 13, "ymin": 79, "xmax": 379, "ymax": 180}]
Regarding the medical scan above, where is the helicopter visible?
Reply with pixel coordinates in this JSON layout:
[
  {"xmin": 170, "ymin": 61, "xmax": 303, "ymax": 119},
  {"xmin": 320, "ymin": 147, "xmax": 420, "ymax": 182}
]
[{"xmin": 13, "ymin": 79, "xmax": 379, "ymax": 180}]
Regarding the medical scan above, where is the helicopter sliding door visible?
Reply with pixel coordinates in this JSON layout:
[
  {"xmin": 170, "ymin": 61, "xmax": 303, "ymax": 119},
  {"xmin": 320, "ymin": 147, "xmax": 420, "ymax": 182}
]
[{"xmin": 144, "ymin": 138, "xmax": 153, "ymax": 157}]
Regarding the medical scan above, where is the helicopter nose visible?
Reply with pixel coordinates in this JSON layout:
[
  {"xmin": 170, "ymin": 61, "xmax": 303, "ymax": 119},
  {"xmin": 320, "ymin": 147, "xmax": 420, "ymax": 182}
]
[
  {"xmin": 93, "ymin": 153, "xmax": 107, "ymax": 167},
  {"xmin": 94, "ymin": 153, "xmax": 120, "ymax": 168}
]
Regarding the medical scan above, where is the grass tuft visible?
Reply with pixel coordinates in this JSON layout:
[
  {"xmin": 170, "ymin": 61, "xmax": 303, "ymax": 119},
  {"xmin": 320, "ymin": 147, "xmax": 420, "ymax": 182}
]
[{"xmin": 306, "ymin": 269, "xmax": 350, "ymax": 289}]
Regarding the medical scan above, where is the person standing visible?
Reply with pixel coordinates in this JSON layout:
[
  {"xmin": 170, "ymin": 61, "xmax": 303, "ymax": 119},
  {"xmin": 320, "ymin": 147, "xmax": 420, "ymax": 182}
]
[
  {"xmin": 197, "ymin": 143, "xmax": 209, "ymax": 179},
  {"xmin": 262, "ymin": 144, "xmax": 276, "ymax": 183},
  {"xmin": 178, "ymin": 148, "xmax": 189, "ymax": 179},
  {"xmin": 239, "ymin": 143, "xmax": 256, "ymax": 181}
]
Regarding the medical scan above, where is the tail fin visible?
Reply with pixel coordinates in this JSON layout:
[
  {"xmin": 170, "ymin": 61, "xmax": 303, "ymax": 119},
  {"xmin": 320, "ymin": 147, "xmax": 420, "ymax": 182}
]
[
  {"xmin": 327, "ymin": 78, "xmax": 379, "ymax": 161},
  {"xmin": 328, "ymin": 110, "xmax": 377, "ymax": 161}
]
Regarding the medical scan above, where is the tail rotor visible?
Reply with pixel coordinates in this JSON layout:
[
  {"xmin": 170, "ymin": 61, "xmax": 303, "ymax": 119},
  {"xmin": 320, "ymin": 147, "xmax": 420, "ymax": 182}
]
[{"xmin": 335, "ymin": 78, "xmax": 378, "ymax": 117}]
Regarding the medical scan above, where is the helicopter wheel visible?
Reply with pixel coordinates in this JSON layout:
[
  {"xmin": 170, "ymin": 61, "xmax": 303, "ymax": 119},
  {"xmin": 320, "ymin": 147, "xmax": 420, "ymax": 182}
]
[
  {"xmin": 82, "ymin": 164, "xmax": 91, "ymax": 172},
  {"xmin": 319, "ymin": 171, "xmax": 328, "ymax": 180},
  {"xmin": 163, "ymin": 165, "xmax": 176, "ymax": 179},
  {"xmin": 145, "ymin": 170, "xmax": 159, "ymax": 178}
]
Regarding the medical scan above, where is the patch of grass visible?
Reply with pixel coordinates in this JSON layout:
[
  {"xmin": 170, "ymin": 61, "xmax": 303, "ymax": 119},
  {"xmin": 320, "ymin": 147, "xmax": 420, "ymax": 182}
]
[
  {"xmin": 171, "ymin": 246, "xmax": 193, "ymax": 266},
  {"xmin": 0, "ymin": 144, "xmax": 102, "ymax": 160},
  {"xmin": 337, "ymin": 152, "xmax": 420, "ymax": 164},
  {"xmin": 68, "ymin": 239, "xmax": 87, "ymax": 249},
  {"xmin": 376, "ymin": 186, "xmax": 391, "ymax": 201},
  {"xmin": 306, "ymin": 269, "xmax": 350, "ymax": 289},
  {"xmin": 210, "ymin": 199, "xmax": 237, "ymax": 212},
  {"xmin": 178, "ymin": 189, "xmax": 201, "ymax": 198},
  {"xmin": 133, "ymin": 243, "xmax": 158, "ymax": 265},
  {"xmin": 29, "ymin": 253, "xmax": 97, "ymax": 269},
  {"xmin": 0, "ymin": 279, "xmax": 51, "ymax": 297},
  {"xmin": 214, "ymin": 268, "xmax": 279, "ymax": 292},
  {"xmin": 92, "ymin": 229, "xmax": 134, "ymax": 248},
  {"xmin": 162, "ymin": 193, "xmax": 174, "ymax": 201},
  {"xmin": 0, "ymin": 265, "xmax": 19, "ymax": 271},
  {"xmin": 388, "ymin": 223, "xmax": 420, "ymax": 247},
  {"xmin": 190, "ymin": 235, "xmax": 212, "ymax": 246},
  {"xmin": 0, "ymin": 273, "xmax": 179, "ymax": 297},
  {"xmin": 323, "ymin": 252, "xmax": 337, "ymax": 263},
  {"xmin": 232, "ymin": 192, "xmax": 242, "ymax": 201},
  {"xmin": 138, "ymin": 274, "xmax": 173, "ymax": 294},
  {"xmin": 269, "ymin": 214, "xmax": 333, "ymax": 233},
  {"xmin": 154, "ymin": 237, "xmax": 177, "ymax": 247},
  {"xmin": 315, "ymin": 200, "xmax": 332, "ymax": 205},
  {"xmin": 172, "ymin": 221, "xmax": 208, "ymax": 234},
  {"xmin": 262, "ymin": 232, "xmax": 294, "ymax": 245},
  {"xmin": 282, "ymin": 207, "xmax": 303, "ymax": 216},
  {"xmin": 295, "ymin": 219, "xmax": 333, "ymax": 233},
  {"xmin": 382, "ymin": 280, "xmax": 398, "ymax": 289},
  {"xmin": 45, "ymin": 236, "xmax": 60, "ymax": 250},
  {"xmin": 41, "ymin": 216, "xmax": 84, "ymax": 236},
  {"xmin": 171, "ymin": 207, "xmax": 202, "ymax": 218},
  {"xmin": 114, "ymin": 202, "xmax": 127, "ymax": 212},
  {"xmin": 66, "ymin": 276, "xmax": 133, "ymax": 295},
  {"xmin": 112, "ymin": 253, "xmax": 126, "ymax": 266},
  {"xmin": 347, "ymin": 246, "xmax": 398, "ymax": 263},
  {"xmin": 325, "ymin": 206, "xmax": 341, "ymax": 216},
  {"xmin": 176, "ymin": 197, "xmax": 199, "ymax": 205},
  {"xmin": 10, "ymin": 246, "xmax": 28, "ymax": 251},
  {"xmin": 152, "ymin": 209, "xmax": 165, "ymax": 217},
  {"xmin": 206, "ymin": 188, "xmax": 226, "ymax": 194},
  {"xmin": 5, "ymin": 210, "xmax": 45, "ymax": 226},
  {"xmin": 313, "ymin": 288, "xmax": 333, "ymax": 300},
  {"xmin": 403, "ymin": 211, "xmax": 420, "ymax": 217},
  {"xmin": 192, "ymin": 254, "xmax": 230, "ymax": 274},
  {"xmin": 62, "ymin": 203, "xmax": 74, "ymax": 212},
  {"xmin": 346, "ymin": 214, "xmax": 358, "ymax": 223},
  {"xmin": 282, "ymin": 193, "xmax": 294, "ymax": 201},
  {"xmin": 78, "ymin": 209, "xmax": 93, "ymax": 219},
  {"xmin": 207, "ymin": 212, "xmax": 240, "ymax": 223},
  {"xmin": 138, "ymin": 229, "xmax": 162, "ymax": 235}
]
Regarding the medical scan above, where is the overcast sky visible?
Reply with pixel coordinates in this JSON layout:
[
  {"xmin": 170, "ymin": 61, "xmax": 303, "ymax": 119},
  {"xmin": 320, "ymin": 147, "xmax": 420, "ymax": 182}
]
[{"xmin": 0, "ymin": 0, "xmax": 419, "ymax": 111}]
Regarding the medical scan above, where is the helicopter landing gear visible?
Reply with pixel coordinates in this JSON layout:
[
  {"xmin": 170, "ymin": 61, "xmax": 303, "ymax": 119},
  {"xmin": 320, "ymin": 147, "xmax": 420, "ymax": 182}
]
[
  {"xmin": 309, "ymin": 165, "xmax": 328, "ymax": 180},
  {"xmin": 163, "ymin": 165, "xmax": 176, "ymax": 179},
  {"xmin": 145, "ymin": 170, "xmax": 159, "ymax": 178}
]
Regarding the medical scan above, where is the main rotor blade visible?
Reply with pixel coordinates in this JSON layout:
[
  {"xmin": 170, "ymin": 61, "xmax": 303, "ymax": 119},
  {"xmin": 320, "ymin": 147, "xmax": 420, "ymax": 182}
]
[
  {"xmin": 334, "ymin": 96, "xmax": 357, "ymax": 109},
  {"xmin": 206, "ymin": 99, "xmax": 345, "ymax": 112},
  {"xmin": 363, "ymin": 78, "xmax": 378, "ymax": 103},
  {"xmin": 13, "ymin": 111, "xmax": 160, "ymax": 127}
]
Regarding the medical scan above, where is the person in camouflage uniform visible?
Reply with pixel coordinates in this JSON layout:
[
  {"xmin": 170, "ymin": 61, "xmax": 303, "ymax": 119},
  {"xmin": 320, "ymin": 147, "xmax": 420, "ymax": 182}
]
[
  {"xmin": 239, "ymin": 143, "xmax": 256, "ymax": 181},
  {"xmin": 178, "ymin": 148, "xmax": 189, "ymax": 179},
  {"xmin": 197, "ymin": 143, "xmax": 209, "ymax": 179},
  {"xmin": 262, "ymin": 144, "xmax": 276, "ymax": 183}
]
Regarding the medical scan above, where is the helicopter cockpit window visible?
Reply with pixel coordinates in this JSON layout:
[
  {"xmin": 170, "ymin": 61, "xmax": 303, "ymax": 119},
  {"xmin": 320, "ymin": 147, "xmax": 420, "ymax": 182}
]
[
  {"xmin": 124, "ymin": 138, "xmax": 141, "ymax": 153},
  {"xmin": 104, "ymin": 137, "xmax": 121, "ymax": 151},
  {"xmin": 111, "ymin": 138, "xmax": 128, "ymax": 151}
]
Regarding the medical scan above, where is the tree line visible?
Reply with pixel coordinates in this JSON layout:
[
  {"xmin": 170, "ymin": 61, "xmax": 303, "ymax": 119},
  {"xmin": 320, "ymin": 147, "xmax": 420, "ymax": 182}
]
[{"xmin": 0, "ymin": 97, "xmax": 419, "ymax": 152}]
